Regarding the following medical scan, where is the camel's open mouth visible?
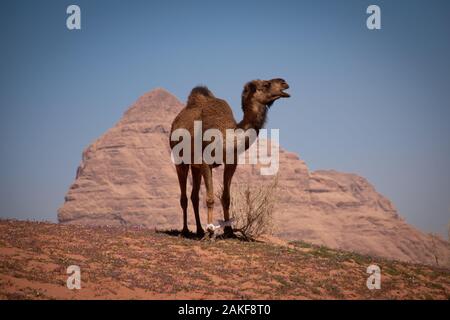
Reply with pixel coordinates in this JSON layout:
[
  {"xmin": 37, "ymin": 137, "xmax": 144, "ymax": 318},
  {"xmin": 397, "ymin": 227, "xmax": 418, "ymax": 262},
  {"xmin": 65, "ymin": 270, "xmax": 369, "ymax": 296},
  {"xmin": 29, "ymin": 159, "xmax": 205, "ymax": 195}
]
[
  {"xmin": 279, "ymin": 85, "xmax": 290, "ymax": 98},
  {"xmin": 280, "ymin": 89, "xmax": 290, "ymax": 98},
  {"xmin": 269, "ymin": 79, "xmax": 290, "ymax": 99}
]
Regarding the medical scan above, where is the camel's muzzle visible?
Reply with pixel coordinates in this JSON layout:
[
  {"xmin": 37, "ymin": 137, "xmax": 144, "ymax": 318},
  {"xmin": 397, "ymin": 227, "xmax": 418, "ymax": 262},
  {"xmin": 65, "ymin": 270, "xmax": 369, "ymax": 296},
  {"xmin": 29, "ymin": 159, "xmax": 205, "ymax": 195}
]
[{"xmin": 279, "ymin": 84, "xmax": 290, "ymax": 98}]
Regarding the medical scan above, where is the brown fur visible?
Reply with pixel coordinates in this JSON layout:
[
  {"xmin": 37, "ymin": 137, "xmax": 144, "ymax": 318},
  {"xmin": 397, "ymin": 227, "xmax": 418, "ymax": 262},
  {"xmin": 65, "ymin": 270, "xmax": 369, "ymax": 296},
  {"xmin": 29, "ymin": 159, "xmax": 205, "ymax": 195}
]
[
  {"xmin": 169, "ymin": 79, "xmax": 290, "ymax": 236},
  {"xmin": 186, "ymin": 86, "xmax": 215, "ymax": 108}
]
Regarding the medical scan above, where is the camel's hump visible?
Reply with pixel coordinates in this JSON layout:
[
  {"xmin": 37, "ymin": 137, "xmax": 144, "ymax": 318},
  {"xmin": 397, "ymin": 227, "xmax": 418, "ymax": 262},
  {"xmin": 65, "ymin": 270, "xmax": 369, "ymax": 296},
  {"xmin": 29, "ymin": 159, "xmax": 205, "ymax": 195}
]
[
  {"xmin": 186, "ymin": 86, "xmax": 215, "ymax": 108},
  {"xmin": 190, "ymin": 86, "xmax": 214, "ymax": 97}
]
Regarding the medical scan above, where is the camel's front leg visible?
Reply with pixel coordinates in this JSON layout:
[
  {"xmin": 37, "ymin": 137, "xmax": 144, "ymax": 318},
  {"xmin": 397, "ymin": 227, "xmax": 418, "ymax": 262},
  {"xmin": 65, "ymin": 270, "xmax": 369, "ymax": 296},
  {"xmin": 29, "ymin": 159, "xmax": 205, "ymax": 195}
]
[
  {"xmin": 222, "ymin": 164, "xmax": 237, "ymax": 236},
  {"xmin": 201, "ymin": 164, "xmax": 215, "ymax": 234}
]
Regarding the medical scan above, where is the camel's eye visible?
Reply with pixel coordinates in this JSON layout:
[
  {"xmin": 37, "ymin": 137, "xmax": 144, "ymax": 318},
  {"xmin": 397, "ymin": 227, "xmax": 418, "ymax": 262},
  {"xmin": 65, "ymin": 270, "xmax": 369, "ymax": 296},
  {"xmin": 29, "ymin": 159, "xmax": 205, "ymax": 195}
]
[{"xmin": 263, "ymin": 82, "xmax": 271, "ymax": 89}]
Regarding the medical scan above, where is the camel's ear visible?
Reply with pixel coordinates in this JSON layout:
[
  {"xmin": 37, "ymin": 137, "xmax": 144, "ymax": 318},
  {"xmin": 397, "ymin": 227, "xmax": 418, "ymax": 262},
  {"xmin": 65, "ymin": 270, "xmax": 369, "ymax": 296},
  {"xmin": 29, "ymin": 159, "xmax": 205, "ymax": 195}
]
[
  {"xmin": 244, "ymin": 81, "xmax": 257, "ymax": 95},
  {"xmin": 241, "ymin": 81, "xmax": 257, "ymax": 110},
  {"xmin": 263, "ymin": 81, "xmax": 271, "ymax": 89}
]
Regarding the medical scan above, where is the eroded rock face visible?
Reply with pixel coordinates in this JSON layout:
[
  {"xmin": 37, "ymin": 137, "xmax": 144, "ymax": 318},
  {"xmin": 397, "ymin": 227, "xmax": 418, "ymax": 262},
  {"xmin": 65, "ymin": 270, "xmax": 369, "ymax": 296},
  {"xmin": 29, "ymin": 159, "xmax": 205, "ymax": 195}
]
[{"xmin": 58, "ymin": 88, "xmax": 450, "ymax": 267}]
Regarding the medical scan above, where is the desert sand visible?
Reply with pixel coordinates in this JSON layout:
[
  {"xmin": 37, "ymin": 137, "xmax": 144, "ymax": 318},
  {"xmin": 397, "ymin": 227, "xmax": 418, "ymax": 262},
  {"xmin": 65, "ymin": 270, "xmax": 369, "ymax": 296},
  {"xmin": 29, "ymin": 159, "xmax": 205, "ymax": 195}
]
[{"xmin": 1, "ymin": 220, "xmax": 449, "ymax": 300}]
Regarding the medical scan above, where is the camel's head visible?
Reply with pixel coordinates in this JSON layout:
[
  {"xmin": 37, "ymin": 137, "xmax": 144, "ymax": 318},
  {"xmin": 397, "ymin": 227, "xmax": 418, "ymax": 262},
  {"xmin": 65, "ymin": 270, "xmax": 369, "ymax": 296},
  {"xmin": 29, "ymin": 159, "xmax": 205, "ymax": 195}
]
[{"xmin": 242, "ymin": 78, "xmax": 290, "ymax": 109}]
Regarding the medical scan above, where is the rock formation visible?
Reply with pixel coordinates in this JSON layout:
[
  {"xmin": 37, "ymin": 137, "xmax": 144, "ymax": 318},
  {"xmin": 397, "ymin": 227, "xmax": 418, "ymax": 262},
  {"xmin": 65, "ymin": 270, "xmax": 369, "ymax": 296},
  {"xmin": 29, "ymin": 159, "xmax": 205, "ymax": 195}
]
[{"xmin": 58, "ymin": 88, "xmax": 450, "ymax": 267}]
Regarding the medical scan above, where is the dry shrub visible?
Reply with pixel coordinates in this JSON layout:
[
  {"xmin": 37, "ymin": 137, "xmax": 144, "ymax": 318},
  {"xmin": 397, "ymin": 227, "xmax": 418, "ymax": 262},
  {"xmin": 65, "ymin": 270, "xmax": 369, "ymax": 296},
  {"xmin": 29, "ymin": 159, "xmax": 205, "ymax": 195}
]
[
  {"xmin": 428, "ymin": 233, "xmax": 442, "ymax": 266},
  {"xmin": 219, "ymin": 176, "xmax": 278, "ymax": 241}
]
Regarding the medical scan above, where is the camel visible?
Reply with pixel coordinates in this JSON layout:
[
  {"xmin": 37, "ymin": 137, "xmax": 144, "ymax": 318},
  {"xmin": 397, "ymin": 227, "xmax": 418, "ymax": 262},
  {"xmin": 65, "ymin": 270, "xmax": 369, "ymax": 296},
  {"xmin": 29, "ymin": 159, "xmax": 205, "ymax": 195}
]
[{"xmin": 169, "ymin": 79, "xmax": 290, "ymax": 237}]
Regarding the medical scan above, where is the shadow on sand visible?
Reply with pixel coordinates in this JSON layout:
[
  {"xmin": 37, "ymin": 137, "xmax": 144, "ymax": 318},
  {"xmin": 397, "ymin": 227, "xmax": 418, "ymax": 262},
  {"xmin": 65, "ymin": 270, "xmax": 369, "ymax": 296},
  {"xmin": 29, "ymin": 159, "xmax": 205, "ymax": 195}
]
[{"xmin": 156, "ymin": 229, "xmax": 249, "ymax": 242}]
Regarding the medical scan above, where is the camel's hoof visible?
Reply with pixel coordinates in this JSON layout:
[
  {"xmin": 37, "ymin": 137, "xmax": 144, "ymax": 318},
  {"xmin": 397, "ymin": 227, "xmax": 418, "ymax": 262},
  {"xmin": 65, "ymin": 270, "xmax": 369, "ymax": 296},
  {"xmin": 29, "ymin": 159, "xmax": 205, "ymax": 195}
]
[
  {"xmin": 181, "ymin": 228, "xmax": 190, "ymax": 237},
  {"xmin": 222, "ymin": 228, "xmax": 237, "ymax": 239},
  {"xmin": 223, "ymin": 226, "xmax": 234, "ymax": 236},
  {"xmin": 196, "ymin": 229, "xmax": 205, "ymax": 238}
]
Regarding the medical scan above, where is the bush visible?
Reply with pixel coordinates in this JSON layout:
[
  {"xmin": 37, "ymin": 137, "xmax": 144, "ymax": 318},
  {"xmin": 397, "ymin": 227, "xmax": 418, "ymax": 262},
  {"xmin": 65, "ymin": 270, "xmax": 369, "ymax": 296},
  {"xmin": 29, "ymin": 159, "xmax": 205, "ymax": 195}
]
[
  {"xmin": 428, "ymin": 233, "xmax": 441, "ymax": 266},
  {"xmin": 219, "ymin": 176, "xmax": 278, "ymax": 241}
]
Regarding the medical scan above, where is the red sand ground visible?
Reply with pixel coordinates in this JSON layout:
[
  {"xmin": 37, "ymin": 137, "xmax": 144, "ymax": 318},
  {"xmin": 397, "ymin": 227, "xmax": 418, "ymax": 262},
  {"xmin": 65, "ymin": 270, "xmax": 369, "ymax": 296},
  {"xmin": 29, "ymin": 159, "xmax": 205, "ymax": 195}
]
[{"xmin": 0, "ymin": 220, "xmax": 448, "ymax": 300}]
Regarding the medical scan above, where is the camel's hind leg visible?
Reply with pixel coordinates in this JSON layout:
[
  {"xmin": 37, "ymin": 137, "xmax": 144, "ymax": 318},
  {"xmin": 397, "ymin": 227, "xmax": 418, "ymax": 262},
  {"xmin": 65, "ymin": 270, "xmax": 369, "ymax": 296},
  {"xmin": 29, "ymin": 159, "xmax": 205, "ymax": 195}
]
[
  {"xmin": 222, "ymin": 164, "xmax": 237, "ymax": 237},
  {"xmin": 201, "ymin": 164, "xmax": 215, "ymax": 234},
  {"xmin": 191, "ymin": 166, "xmax": 204, "ymax": 237},
  {"xmin": 176, "ymin": 164, "xmax": 190, "ymax": 235}
]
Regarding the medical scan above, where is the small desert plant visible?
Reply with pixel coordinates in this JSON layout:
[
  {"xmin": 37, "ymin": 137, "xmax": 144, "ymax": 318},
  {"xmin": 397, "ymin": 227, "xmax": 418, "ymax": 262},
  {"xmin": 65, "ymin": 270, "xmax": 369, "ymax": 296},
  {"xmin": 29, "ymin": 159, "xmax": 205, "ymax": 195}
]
[
  {"xmin": 218, "ymin": 176, "xmax": 278, "ymax": 241},
  {"xmin": 428, "ymin": 233, "xmax": 440, "ymax": 266}
]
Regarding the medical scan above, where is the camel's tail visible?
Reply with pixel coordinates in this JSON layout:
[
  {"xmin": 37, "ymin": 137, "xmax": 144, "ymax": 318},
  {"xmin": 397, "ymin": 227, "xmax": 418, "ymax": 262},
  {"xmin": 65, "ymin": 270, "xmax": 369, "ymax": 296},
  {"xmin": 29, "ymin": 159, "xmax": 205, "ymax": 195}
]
[{"xmin": 187, "ymin": 86, "xmax": 215, "ymax": 108}]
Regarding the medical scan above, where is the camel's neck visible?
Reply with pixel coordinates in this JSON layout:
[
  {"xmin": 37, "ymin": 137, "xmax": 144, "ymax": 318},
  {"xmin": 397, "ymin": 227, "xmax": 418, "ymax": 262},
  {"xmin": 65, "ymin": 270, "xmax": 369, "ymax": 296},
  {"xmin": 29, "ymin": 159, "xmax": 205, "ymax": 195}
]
[{"xmin": 236, "ymin": 101, "xmax": 268, "ymax": 134}]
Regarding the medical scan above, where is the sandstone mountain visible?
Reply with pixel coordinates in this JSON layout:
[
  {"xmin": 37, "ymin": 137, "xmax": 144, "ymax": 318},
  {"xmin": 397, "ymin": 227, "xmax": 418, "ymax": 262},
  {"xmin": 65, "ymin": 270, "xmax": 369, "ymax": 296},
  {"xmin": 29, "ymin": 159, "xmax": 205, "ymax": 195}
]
[{"xmin": 58, "ymin": 88, "xmax": 450, "ymax": 267}]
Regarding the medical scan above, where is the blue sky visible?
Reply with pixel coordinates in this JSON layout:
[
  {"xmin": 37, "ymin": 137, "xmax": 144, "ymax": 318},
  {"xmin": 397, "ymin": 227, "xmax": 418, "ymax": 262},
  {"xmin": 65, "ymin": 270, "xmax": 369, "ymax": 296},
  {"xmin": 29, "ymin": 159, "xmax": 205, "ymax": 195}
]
[{"xmin": 1, "ymin": 0, "xmax": 449, "ymax": 237}]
